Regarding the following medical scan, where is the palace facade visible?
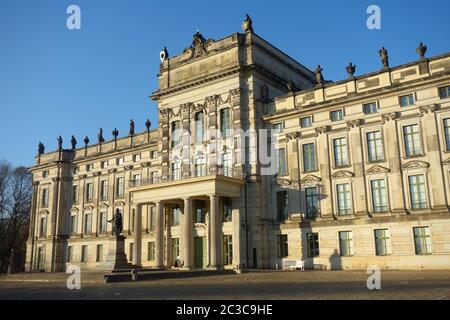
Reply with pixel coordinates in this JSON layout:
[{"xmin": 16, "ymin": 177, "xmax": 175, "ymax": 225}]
[{"xmin": 26, "ymin": 19, "xmax": 450, "ymax": 272}]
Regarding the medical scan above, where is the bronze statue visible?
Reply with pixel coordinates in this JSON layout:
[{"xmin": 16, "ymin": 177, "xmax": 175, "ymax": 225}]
[
  {"xmin": 242, "ymin": 14, "xmax": 254, "ymax": 33},
  {"xmin": 346, "ymin": 62, "xmax": 356, "ymax": 79},
  {"xmin": 108, "ymin": 208, "xmax": 123, "ymax": 235},
  {"xmin": 145, "ymin": 119, "xmax": 151, "ymax": 132},
  {"xmin": 315, "ymin": 65, "xmax": 324, "ymax": 85},
  {"xmin": 129, "ymin": 119, "xmax": 135, "ymax": 135},
  {"xmin": 57, "ymin": 136, "xmax": 63, "ymax": 150},
  {"xmin": 83, "ymin": 136, "xmax": 89, "ymax": 147},
  {"xmin": 416, "ymin": 42, "xmax": 427, "ymax": 59},
  {"xmin": 112, "ymin": 128, "xmax": 119, "ymax": 140},
  {"xmin": 287, "ymin": 80, "xmax": 295, "ymax": 92},
  {"xmin": 38, "ymin": 142, "xmax": 45, "ymax": 155},
  {"xmin": 70, "ymin": 135, "xmax": 77, "ymax": 150},
  {"xmin": 98, "ymin": 128, "xmax": 105, "ymax": 144},
  {"xmin": 379, "ymin": 47, "xmax": 389, "ymax": 68}
]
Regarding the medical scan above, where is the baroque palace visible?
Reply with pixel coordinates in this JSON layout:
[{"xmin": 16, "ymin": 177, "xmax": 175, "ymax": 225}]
[{"xmin": 26, "ymin": 16, "xmax": 450, "ymax": 272}]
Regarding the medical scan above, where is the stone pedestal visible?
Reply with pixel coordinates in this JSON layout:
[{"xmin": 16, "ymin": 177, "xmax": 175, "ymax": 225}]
[{"xmin": 102, "ymin": 235, "xmax": 132, "ymax": 270}]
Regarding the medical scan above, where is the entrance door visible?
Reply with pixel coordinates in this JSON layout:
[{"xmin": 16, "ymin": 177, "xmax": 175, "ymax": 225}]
[
  {"xmin": 36, "ymin": 247, "xmax": 44, "ymax": 271},
  {"xmin": 194, "ymin": 237, "xmax": 207, "ymax": 268}
]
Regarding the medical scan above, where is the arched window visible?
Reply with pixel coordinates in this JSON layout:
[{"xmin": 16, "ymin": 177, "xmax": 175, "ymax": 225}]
[{"xmin": 195, "ymin": 111, "xmax": 205, "ymax": 144}]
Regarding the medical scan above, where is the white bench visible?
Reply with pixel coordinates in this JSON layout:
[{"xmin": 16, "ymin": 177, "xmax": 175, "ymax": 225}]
[{"xmin": 282, "ymin": 260, "xmax": 305, "ymax": 271}]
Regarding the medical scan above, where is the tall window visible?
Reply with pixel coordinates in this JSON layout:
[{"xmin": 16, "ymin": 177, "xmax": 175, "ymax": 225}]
[
  {"xmin": 220, "ymin": 108, "xmax": 231, "ymax": 137},
  {"xmin": 67, "ymin": 246, "xmax": 73, "ymax": 262},
  {"xmin": 148, "ymin": 242, "xmax": 155, "ymax": 261},
  {"xmin": 275, "ymin": 148, "xmax": 287, "ymax": 176},
  {"xmin": 69, "ymin": 215, "xmax": 77, "ymax": 235},
  {"xmin": 194, "ymin": 157, "xmax": 206, "ymax": 177},
  {"xmin": 222, "ymin": 197, "xmax": 233, "ymax": 222},
  {"xmin": 300, "ymin": 116, "xmax": 312, "ymax": 128},
  {"xmin": 439, "ymin": 86, "xmax": 450, "ymax": 99},
  {"xmin": 151, "ymin": 150, "xmax": 158, "ymax": 159},
  {"xmin": 195, "ymin": 111, "xmax": 205, "ymax": 144},
  {"xmin": 403, "ymin": 124, "xmax": 422, "ymax": 157},
  {"xmin": 72, "ymin": 185, "xmax": 79, "ymax": 204},
  {"xmin": 96, "ymin": 245, "xmax": 103, "ymax": 262},
  {"xmin": 409, "ymin": 175, "xmax": 427, "ymax": 209},
  {"xmin": 194, "ymin": 200, "xmax": 206, "ymax": 224},
  {"xmin": 277, "ymin": 234, "xmax": 289, "ymax": 258},
  {"xmin": 101, "ymin": 160, "xmax": 108, "ymax": 169},
  {"xmin": 374, "ymin": 229, "xmax": 391, "ymax": 256},
  {"xmin": 367, "ymin": 131, "xmax": 384, "ymax": 161},
  {"xmin": 116, "ymin": 158, "xmax": 124, "ymax": 166},
  {"xmin": 84, "ymin": 212, "xmax": 92, "ymax": 234},
  {"xmin": 171, "ymin": 205, "xmax": 180, "ymax": 226},
  {"xmin": 276, "ymin": 191, "xmax": 288, "ymax": 221},
  {"xmin": 305, "ymin": 187, "xmax": 319, "ymax": 218},
  {"xmin": 133, "ymin": 153, "xmax": 141, "ymax": 162},
  {"xmin": 443, "ymin": 118, "xmax": 450, "ymax": 151},
  {"xmin": 99, "ymin": 211, "xmax": 107, "ymax": 234},
  {"xmin": 41, "ymin": 188, "xmax": 49, "ymax": 208},
  {"xmin": 400, "ymin": 94, "xmax": 415, "ymax": 107},
  {"xmin": 116, "ymin": 177, "xmax": 124, "ymax": 198},
  {"xmin": 81, "ymin": 245, "xmax": 88, "ymax": 262},
  {"xmin": 414, "ymin": 227, "xmax": 432, "ymax": 255},
  {"xmin": 171, "ymin": 121, "xmax": 181, "ymax": 148},
  {"xmin": 273, "ymin": 122, "xmax": 284, "ymax": 133},
  {"xmin": 85, "ymin": 182, "xmax": 93, "ymax": 202},
  {"xmin": 333, "ymin": 137, "xmax": 348, "ymax": 167},
  {"xmin": 330, "ymin": 109, "xmax": 343, "ymax": 122},
  {"xmin": 171, "ymin": 162, "xmax": 181, "ymax": 181},
  {"xmin": 100, "ymin": 180, "xmax": 108, "ymax": 201},
  {"xmin": 171, "ymin": 238, "xmax": 180, "ymax": 262},
  {"xmin": 339, "ymin": 231, "xmax": 353, "ymax": 256},
  {"xmin": 223, "ymin": 235, "xmax": 233, "ymax": 265},
  {"xmin": 307, "ymin": 233, "xmax": 319, "ymax": 257},
  {"xmin": 149, "ymin": 206, "xmax": 156, "ymax": 231},
  {"xmin": 39, "ymin": 216, "xmax": 47, "ymax": 238},
  {"xmin": 129, "ymin": 243, "xmax": 134, "ymax": 262},
  {"xmin": 336, "ymin": 183, "xmax": 352, "ymax": 215},
  {"xmin": 363, "ymin": 102, "xmax": 378, "ymax": 114},
  {"xmin": 303, "ymin": 143, "xmax": 316, "ymax": 172},
  {"xmin": 222, "ymin": 149, "xmax": 233, "ymax": 177},
  {"xmin": 371, "ymin": 179, "xmax": 388, "ymax": 212}
]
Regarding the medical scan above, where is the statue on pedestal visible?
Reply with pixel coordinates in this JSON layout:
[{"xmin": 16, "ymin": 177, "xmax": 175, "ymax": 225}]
[
  {"xmin": 379, "ymin": 47, "xmax": 389, "ymax": 68},
  {"xmin": 416, "ymin": 42, "xmax": 427, "ymax": 59},
  {"xmin": 242, "ymin": 14, "xmax": 254, "ymax": 33},
  {"xmin": 71, "ymin": 135, "xmax": 77, "ymax": 150},
  {"xmin": 98, "ymin": 128, "xmax": 105, "ymax": 144},
  {"xmin": 108, "ymin": 209, "xmax": 123, "ymax": 235},
  {"xmin": 315, "ymin": 65, "xmax": 324, "ymax": 86},
  {"xmin": 38, "ymin": 142, "xmax": 45, "ymax": 155},
  {"xmin": 129, "ymin": 119, "xmax": 135, "ymax": 136},
  {"xmin": 346, "ymin": 62, "xmax": 356, "ymax": 79},
  {"xmin": 57, "ymin": 136, "xmax": 63, "ymax": 150}
]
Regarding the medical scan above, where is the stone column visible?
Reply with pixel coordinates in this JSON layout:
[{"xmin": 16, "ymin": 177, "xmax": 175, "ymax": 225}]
[
  {"xmin": 182, "ymin": 197, "xmax": 193, "ymax": 269},
  {"xmin": 315, "ymin": 126, "xmax": 333, "ymax": 218},
  {"xmin": 133, "ymin": 204, "xmax": 142, "ymax": 267},
  {"xmin": 209, "ymin": 194, "xmax": 219, "ymax": 269},
  {"xmin": 155, "ymin": 201, "xmax": 164, "ymax": 268}
]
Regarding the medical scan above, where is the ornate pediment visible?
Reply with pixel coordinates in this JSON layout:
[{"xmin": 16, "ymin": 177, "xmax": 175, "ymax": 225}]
[
  {"xmin": 114, "ymin": 201, "xmax": 125, "ymax": 207},
  {"xmin": 274, "ymin": 178, "xmax": 292, "ymax": 186},
  {"xmin": 331, "ymin": 170, "xmax": 354, "ymax": 179},
  {"xmin": 141, "ymin": 162, "xmax": 151, "ymax": 168},
  {"xmin": 442, "ymin": 157, "xmax": 450, "ymax": 165},
  {"xmin": 124, "ymin": 165, "xmax": 134, "ymax": 171},
  {"xmin": 69, "ymin": 207, "xmax": 79, "ymax": 215},
  {"xmin": 99, "ymin": 202, "xmax": 109, "ymax": 209},
  {"xmin": 300, "ymin": 174, "xmax": 321, "ymax": 184},
  {"xmin": 365, "ymin": 165, "xmax": 390, "ymax": 175},
  {"xmin": 39, "ymin": 209, "xmax": 49, "ymax": 215},
  {"xmin": 108, "ymin": 168, "xmax": 117, "ymax": 174},
  {"xmin": 84, "ymin": 205, "xmax": 94, "ymax": 211},
  {"xmin": 402, "ymin": 160, "xmax": 430, "ymax": 170}
]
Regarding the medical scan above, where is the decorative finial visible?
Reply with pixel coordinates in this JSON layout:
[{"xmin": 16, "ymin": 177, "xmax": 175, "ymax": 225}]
[
  {"xmin": 71, "ymin": 135, "xmax": 77, "ymax": 150},
  {"xmin": 112, "ymin": 128, "xmax": 119, "ymax": 140},
  {"xmin": 57, "ymin": 136, "xmax": 63, "ymax": 151},
  {"xmin": 379, "ymin": 46, "xmax": 389, "ymax": 68},
  {"xmin": 83, "ymin": 136, "xmax": 89, "ymax": 147},
  {"xmin": 98, "ymin": 128, "xmax": 105, "ymax": 144},
  {"xmin": 129, "ymin": 119, "xmax": 135, "ymax": 136},
  {"xmin": 315, "ymin": 65, "xmax": 324, "ymax": 86},
  {"xmin": 145, "ymin": 119, "xmax": 151, "ymax": 132},
  {"xmin": 38, "ymin": 141, "xmax": 45, "ymax": 155},
  {"xmin": 242, "ymin": 14, "xmax": 254, "ymax": 33},
  {"xmin": 416, "ymin": 42, "xmax": 427, "ymax": 59},
  {"xmin": 346, "ymin": 62, "xmax": 356, "ymax": 79}
]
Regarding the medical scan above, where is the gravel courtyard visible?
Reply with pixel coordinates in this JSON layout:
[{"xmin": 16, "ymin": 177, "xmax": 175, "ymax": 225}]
[{"xmin": 0, "ymin": 270, "xmax": 449, "ymax": 300}]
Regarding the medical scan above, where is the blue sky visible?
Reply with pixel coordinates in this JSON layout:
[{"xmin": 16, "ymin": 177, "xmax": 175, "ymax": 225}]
[{"xmin": 0, "ymin": 0, "xmax": 449, "ymax": 167}]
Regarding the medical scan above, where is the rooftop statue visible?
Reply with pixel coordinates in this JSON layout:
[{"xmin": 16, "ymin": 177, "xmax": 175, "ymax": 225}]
[
  {"xmin": 315, "ymin": 65, "xmax": 324, "ymax": 85},
  {"xmin": 416, "ymin": 42, "xmax": 427, "ymax": 59},
  {"xmin": 57, "ymin": 136, "xmax": 63, "ymax": 150},
  {"xmin": 242, "ymin": 14, "xmax": 254, "ymax": 33},
  {"xmin": 346, "ymin": 62, "xmax": 356, "ymax": 79},
  {"xmin": 71, "ymin": 135, "xmax": 77, "ymax": 150},
  {"xmin": 83, "ymin": 136, "xmax": 89, "ymax": 147},
  {"xmin": 38, "ymin": 142, "xmax": 45, "ymax": 155},
  {"xmin": 379, "ymin": 47, "xmax": 389, "ymax": 68},
  {"xmin": 129, "ymin": 119, "xmax": 135, "ymax": 135},
  {"xmin": 145, "ymin": 119, "xmax": 151, "ymax": 131},
  {"xmin": 98, "ymin": 128, "xmax": 105, "ymax": 143},
  {"xmin": 112, "ymin": 128, "xmax": 119, "ymax": 139}
]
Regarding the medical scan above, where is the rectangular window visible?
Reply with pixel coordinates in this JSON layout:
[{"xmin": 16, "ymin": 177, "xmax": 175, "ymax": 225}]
[
  {"xmin": 223, "ymin": 235, "xmax": 233, "ymax": 265},
  {"xmin": 276, "ymin": 191, "xmax": 288, "ymax": 221},
  {"xmin": 300, "ymin": 116, "xmax": 312, "ymax": 128},
  {"xmin": 409, "ymin": 175, "xmax": 427, "ymax": 209},
  {"xmin": 443, "ymin": 118, "xmax": 450, "ymax": 151},
  {"xmin": 171, "ymin": 162, "xmax": 181, "ymax": 181},
  {"xmin": 195, "ymin": 111, "xmax": 205, "ymax": 144},
  {"xmin": 414, "ymin": 227, "xmax": 432, "ymax": 255},
  {"xmin": 100, "ymin": 180, "xmax": 108, "ymax": 201},
  {"xmin": 72, "ymin": 185, "xmax": 79, "ymax": 204},
  {"xmin": 171, "ymin": 238, "xmax": 180, "ymax": 263},
  {"xmin": 151, "ymin": 150, "xmax": 158, "ymax": 159},
  {"xmin": 81, "ymin": 245, "xmax": 88, "ymax": 262},
  {"xmin": 149, "ymin": 206, "xmax": 156, "ymax": 231},
  {"xmin": 277, "ymin": 234, "xmax": 289, "ymax": 258},
  {"xmin": 42, "ymin": 170, "xmax": 49, "ymax": 178},
  {"xmin": 148, "ymin": 242, "xmax": 155, "ymax": 261},
  {"xmin": 333, "ymin": 137, "xmax": 348, "ymax": 167},
  {"xmin": 222, "ymin": 197, "xmax": 233, "ymax": 222},
  {"xmin": 86, "ymin": 164, "xmax": 93, "ymax": 172},
  {"xmin": 99, "ymin": 211, "xmax": 107, "ymax": 234},
  {"xmin": 116, "ymin": 157, "xmax": 124, "ymax": 166},
  {"xmin": 101, "ymin": 160, "xmax": 108, "ymax": 169},
  {"xmin": 303, "ymin": 143, "xmax": 316, "ymax": 172},
  {"xmin": 171, "ymin": 205, "xmax": 180, "ymax": 226},
  {"xmin": 275, "ymin": 148, "xmax": 287, "ymax": 176},
  {"xmin": 400, "ymin": 94, "xmax": 415, "ymax": 107},
  {"xmin": 307, "ymin": 233, "xmax": 319, "ymax": 257},
  {"xmin": 439, "ymin": 86, "xmax": 450, "ymax": 99},
  {"xmin": 194, "ymin": 157, "xmax": 206, "ymax": 177},
  {"xmin": 220, "ymin": 108, "xmax": 231, "ymax": 137},
  {"xmin": 367, "ymin": 131, "xmax": 384, "ymax": 162},
  {"xmin": 69, "ymin": 215, "xmax": 77, "ymax": 235},
  {"xmin": 67, "ymin": 246, "xmax": 73, "ymax": 262},
  {"xmin": 133, "ymin": 174, "xmax": 142, "ymax": 184},
  {"xmin": 305, "ymin": 187, "xmax": 319, "ymax": 218},
  {"xmin": 133, "ymin": 154, "xmax": 141, "ymax": 162},
  {"xmin": 84, "ymin": 213, "xmax": 92, "ymax": 234},
  {"xmin": 330, "ymin": 109, "xmax": 343, "ymax": 122},
  {"xmin": 116, "ymin": 177, "xmax": 124, "ymax": 198},
  {"xmin": 371, "ymin": 179, "xmax": 388, "ymax": 212},
  {"xmin": 403, "ymin": 124, "xmax": 422, "ymax": 157},
  {"xmin": 339, "ymin": 231, "xmax": 353, "ymax": 256},
  {"xmin": 85, "ymin": 182, "xmax": 93, "ymax": 202},
  {"xmin": 374, "ymin": 229, "xmax": 391, "ymax": 256},
  {"xmin": 39, "ymin": 216, "xmax": 47, "ymax": 238},
  {"xmin": 41, "ymin": 188, "xmax": 49, "ymax": 208},
  {"xmin": 194, "ymin": 200, "xmax": 206, "ymax": 224},
  {"xmin": 130, "ymin": 243, "xmax": 134, "ymax": 262},
  {"xmin": 273, "ymin": 122, "xmax": 284, "ymax": 133},
  {"xmin": 336, "ymin": 183, "xmax": 352, "ymax": 215},
  {"xmin": 363, "ymin": 102, "xmax": 378, "ymax": 114},
  {"xmin": 96, "ymin": 245, "xmax": 103, "ymax": 262},
  {"xmin": 171, "ymin": 121, "xmax": 181, "ymax": 148}
]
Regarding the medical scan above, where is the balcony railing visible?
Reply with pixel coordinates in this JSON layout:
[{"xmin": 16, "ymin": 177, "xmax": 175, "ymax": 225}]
[{"xmin": 129, "ymin": 165, "xmax": 244, "ymax": 188}]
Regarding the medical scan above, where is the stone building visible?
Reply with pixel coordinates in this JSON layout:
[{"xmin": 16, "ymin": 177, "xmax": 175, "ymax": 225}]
[{"xmin": 25, "ymin": 18, "xmax": 450, "ymax": 272}]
